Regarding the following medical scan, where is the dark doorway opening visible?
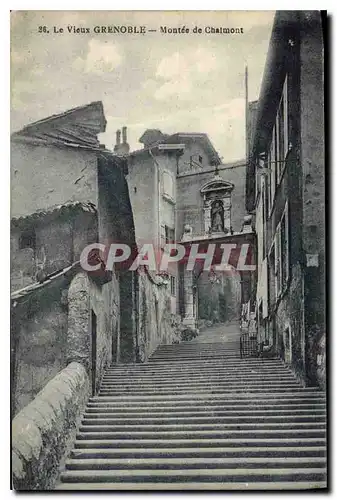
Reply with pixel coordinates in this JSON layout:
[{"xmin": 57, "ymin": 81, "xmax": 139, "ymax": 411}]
[{"xmin": 91, "ymin": 310, "xmax": 97, "ymax": 396}]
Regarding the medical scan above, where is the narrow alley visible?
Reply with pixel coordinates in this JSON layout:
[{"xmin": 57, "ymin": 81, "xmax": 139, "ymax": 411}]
[{"xmin": 58, "ymin": 323, "xmax": 326, "ymax": 490}]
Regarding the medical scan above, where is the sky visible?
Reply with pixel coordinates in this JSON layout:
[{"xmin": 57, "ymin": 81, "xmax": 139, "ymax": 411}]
[{"xmin": 11, "ymin": 10, "xmax": 275, "ymax": 162}]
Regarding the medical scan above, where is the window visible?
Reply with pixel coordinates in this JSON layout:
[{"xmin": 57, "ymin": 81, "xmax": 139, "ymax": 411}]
[
  {"xmin": 162, "ymin": 171, "xmax": 175, "ymax": 202},
  {"xmin": 261, "ymin": 177, "xmax": 268, "ymax": 259},
  {"xmin": 280, "ymin": 202, "xmax": 290, "ymax": 289},
  {"xmin": 19, "ymin": 228, "xmax": 36, "ymax": 251},
  {"xmin": 276, "ymin": 96, "xmax": 284, "ymax": 178},
  {"xmin": 267, "ymin": 150, "xmax": 271, "ymax": 214},
  {"xmin": 189, "ymin": 155, "xmax": 203, "ymax": 167},
  {"xmin": 276, "ymin": 76, "xmax": 289, "ymax": 182},
  {"xmin": 263, "ymin": 165, "xmax": 269, "ymax": 220},
  {"xmin": 274, "ymin": 202, "xmax": 290, "ymax": 299},
  {"xmin": 160, "ymin": 225, "xmax": 166, "ymax": 249},
  {"xmin": 268, "ymin": 75, "xmax": 289, "ymax": 212},
  {"xmin": 161, "ymin": 225, "xmax": 175, "ymax": 249},
  {"xmin": 269, "ymin": 127, "xmax": 276, "ymax": 213},
  {"xmin": 165, "ymin": 226, "xmax": 175, "ymax": 244},
  {"xmin": 268, "ymin": 242, "xmax": 276, "ymax": 308},
  {"xmin": 275, "ymin": 230, "xmax": 281, "ymax": 299},
  {"xmin": 170, "ymin": 275, "xmax": 176, "ymax": 296}
]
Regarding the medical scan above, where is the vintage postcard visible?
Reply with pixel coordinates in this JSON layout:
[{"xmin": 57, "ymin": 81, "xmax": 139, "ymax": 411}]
[{"xmin": 11, "ymin": 10, "xmax": 326, "ymax": 491}]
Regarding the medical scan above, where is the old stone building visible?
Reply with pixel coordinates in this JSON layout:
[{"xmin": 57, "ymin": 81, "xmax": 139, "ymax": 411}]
[
  {"xmin": 125, "ymin": 128, "xmax": 253, "ymax": 329},
  {"xmin": 11, "ymin": 101, "xmax": 175, "ymax": 480},
  {"xmin": 246, "ymin": 11, "xmax": 325, "ymax": 387},
  {"xmin": 11, "ymin": 12, "xmax": 327, "ymax": 490}
]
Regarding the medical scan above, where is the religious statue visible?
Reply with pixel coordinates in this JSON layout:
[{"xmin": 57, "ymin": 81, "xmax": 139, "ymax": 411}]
[{"xmin": 211, "ymin": 200, "xmax": 225, "ymax": 232}]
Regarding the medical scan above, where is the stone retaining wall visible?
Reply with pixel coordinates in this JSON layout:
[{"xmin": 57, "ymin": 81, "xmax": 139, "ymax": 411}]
[
  {"xmin": 12, "ymin": 276, "xmax": 69, "ymax": 415},
  {"xmin": 12, "ymin": 362, "xmax": 89, "ymax": 491}
]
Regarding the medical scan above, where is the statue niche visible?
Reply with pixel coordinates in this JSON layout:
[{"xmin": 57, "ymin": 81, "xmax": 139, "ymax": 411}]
[
  {"xmin": 200, "ymin": 175, "xmax": 234, "ymax": 235},
  {"xmin": 211, "ymin": 200, "xmax": 225, "ymax": 233}
]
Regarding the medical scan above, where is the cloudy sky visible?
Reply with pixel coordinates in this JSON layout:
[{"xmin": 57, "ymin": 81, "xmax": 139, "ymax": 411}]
[{"xmin": 11, "ymin": 10, "xmax": 275, "ymax": 162}]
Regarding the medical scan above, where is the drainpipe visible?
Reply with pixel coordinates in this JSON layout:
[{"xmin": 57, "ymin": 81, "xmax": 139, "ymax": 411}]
[{"xmin": 149, "ymin": 148, "xmax": 161, "ymax": 252}]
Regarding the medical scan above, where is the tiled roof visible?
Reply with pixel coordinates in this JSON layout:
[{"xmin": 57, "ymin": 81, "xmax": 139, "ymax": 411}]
[
  {"xmin": 11, "ymin": 261, "xmax": 81, "ymax": 302},
  {"xmin": 11, "ymin": 101, "xmax": 107, "ymax": 150},
  {"xmin": 11, "ymin": 201, "xmax": 96, "ymax": 227}
]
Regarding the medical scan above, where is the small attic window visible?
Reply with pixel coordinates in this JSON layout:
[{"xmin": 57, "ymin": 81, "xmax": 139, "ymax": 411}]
[{"xmin": 19, "ymin": 229, "xmax": 36, "ymax": 250}]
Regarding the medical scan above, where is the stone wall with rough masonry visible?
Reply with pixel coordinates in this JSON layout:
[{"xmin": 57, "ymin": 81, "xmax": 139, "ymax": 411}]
[
  {"xmin": 12, "ymin": 276, "xmax": 70, "ymax": 414},
  {"xmin": 12, "ymin": 362, "xmax": 89, "ymax": 491},
  {"xmin": 11, "ymin": 141, "xmax": 98, "ymax": 219},
  {"xmin": 137, "ymin": 269, "xmax": 177, "ymax": 361}
]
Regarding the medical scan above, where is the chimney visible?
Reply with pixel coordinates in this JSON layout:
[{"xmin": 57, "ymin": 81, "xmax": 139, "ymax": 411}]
[
  {"xmin": 118, "ymin": 126, "xmax": 130, "ymax": 154},
  {"xmin": 114, "ymin": 129, "xmax": 121, "ymax": 152},
  {"xmin": 114, "ymin": 126, "xmax": 130, "ymax": 154},
  {"xmin": 122, "ymin": 126, "xmax": 127, "ymax": 144}
]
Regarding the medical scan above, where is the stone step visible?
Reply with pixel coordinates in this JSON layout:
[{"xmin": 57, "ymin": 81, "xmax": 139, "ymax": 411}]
[
  {"xmin": 148, "ymin": 346, "xmax": 239, "ymax": 350},
  {"xmin": 148, "ymin": 357, "xmax": 255, "ymax": 363},
  {"xmin": 97, "ymin": 389, "xmax": 305, "ymax": 397},
  {"xmin": 59, "ymin": 346, "xmax": 327, "ymax": 491},
  {"xmin": 100, "ymin": 380, "xmax": 299, "ymax": 388},
  {"xmin": 98, "ymin": 385, "xmax": 303, "ymax": 395},
  {"xmin": 150, "ymin": 353, "xmax": 244, "ymax": 358},
  {"xmin": 90, "ymin": 391, "xmax": 324, "ymax": 402},
  {"xmin": 146, "ymin": 359, "xmax": 279, "ymax": 365},
  {"xmin": 83, "ymin": 411, "xmax": 326, "ymax": 422},
  {"xmin": 56, "ymin": 480, "xmax": 327, "ymax": 490},
  {"xmin": 103, "ymin": 371, "xmax": 294, "ymax": 379},
  {"xmin": 65, "ymin": 456, "xmax": 326, "ymax": 470},
  {"xmin": 104, "ymin": 371, "xmax": 295, "ymax": 379},
  {"xmin": 152, "ymin": 347, "xmax": 241, "ymax": 351},
  {"xmin": 148, "ymin": 354, "xmax": 248, "ymax": 361},
  {"xmin": 76, "ymin": 428, "xmax": 326, "ymax": 440},
  {"xmin": 154, "ymin": 346, "xmax": 240, "ymax": 351},
  {"xmin": 155, "ymin": 347, "xmax": 241, "ymax": 352},
  {"xmin": 108, "ymin": 358, "xmax": 286, "ymax": 365},
  {"xmin": 106, "ymin": 363, "xmax": 291, "ymax": 375},
  {"xmin": 74, "ymin": 437, "xmax": 326, "ymax": 449},
  {"xmin": 101, "ymin": 375, "xmax": 297, "ymax": 383},
  {"xmin": 79, "ymin": 422, "xmax": 326, "ymax": 433},
  {"xmin": 82, "ymin": 413, "xmax": 326, "ymax": 423},
  {"xmin": 100, "ymin": 379, "xmax": 300, "ymax": 387},
  {"xmin": 102, "ymin": 373, "xmax": 298, "ymax": 381},
  {"xmin": 60, "ymin": 467, "xmax": 326, "ymax": 483},
  {"xmin": 106, "ymin": 360, "xmax": 287, "ymax": 370},
  {"xmin": 70, "ymin": 445, "xmax": 327, "ymax": 459},
  {"xmin": 107, "ymin": 361, "xmax": 290, "ymax": 368},
  {"xmin": 87, "ymin": 400, "xmax": 326, "ymax": 411},
  {"xmin": 85, "ymin": 402, "xmax": 326, "ymax": 412}
]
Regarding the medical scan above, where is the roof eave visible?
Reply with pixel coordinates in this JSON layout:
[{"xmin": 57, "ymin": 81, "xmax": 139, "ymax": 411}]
[{"xmin": 250, "ymin": 11, "xmax": 300, "ymax": 159}]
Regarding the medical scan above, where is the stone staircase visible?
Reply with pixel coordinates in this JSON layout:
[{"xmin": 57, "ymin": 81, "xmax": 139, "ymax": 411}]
[{"xmin": 58, "ymin": 328, "xmax": 326, "ymax": 490}]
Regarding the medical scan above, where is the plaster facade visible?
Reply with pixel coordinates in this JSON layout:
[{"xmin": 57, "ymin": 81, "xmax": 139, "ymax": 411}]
[{"xmin": 246, "ymin": 11, "xmax": 325, "ymax": 387}]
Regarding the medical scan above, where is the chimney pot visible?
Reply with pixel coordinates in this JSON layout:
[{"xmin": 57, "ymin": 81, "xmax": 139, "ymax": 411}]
[
  {"xmin": 122, "ymin": 126, "xmax": 127, "ymax": 144},
  {"xmin": 116, "ymin": 129, "xmax": 121, "ymax": 145}
]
